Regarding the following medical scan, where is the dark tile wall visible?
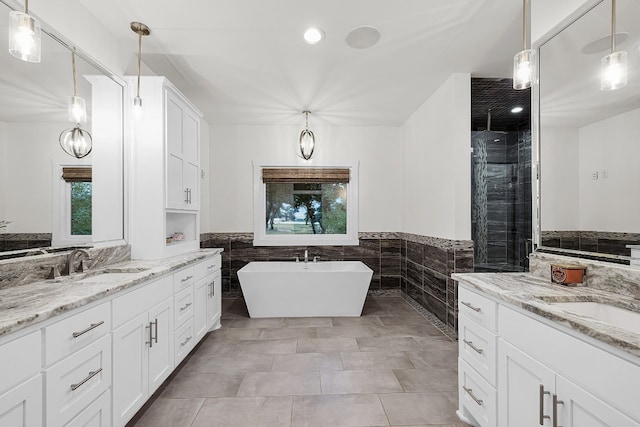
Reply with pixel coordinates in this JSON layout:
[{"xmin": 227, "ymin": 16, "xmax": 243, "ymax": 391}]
[
  {"xmin": 201, "ymin": 232, "xmax": 474, "ymax": 334},
  {"xmin": 541, "ymin": 231, "xmax": 640, "ymax": 257},
  {"xmin": 400, "ymin": 235, "xmax": 474, "ymax": 333},
  {"xmin": 0, "ymin": 233, "xmax": 52, "ymax": 252}
]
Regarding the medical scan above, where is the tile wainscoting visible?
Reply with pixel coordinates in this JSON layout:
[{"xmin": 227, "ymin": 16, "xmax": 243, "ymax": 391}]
[
  {"xmin": 541, "ymin": 230, "xmax": 640, "ymax": 257},
  {"xmin": 200, "ymin": 232, "xmax": 473, "ymax": 334}
]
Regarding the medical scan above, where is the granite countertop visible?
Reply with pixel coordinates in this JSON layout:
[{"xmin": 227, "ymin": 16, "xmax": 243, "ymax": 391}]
[
  {"xmin": 0, "ymin": 249, "xmax": 223, "ymax": 338},
  {"xmin": 452, "ymin": 272, "xmax": 640, "ymax": 358}
]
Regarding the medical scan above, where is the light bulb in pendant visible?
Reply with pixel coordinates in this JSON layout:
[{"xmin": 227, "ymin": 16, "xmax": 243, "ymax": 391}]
[
  {"xmin": 513, "ymin": 49, "xmax": 536, "ymax": 90},
  {"xmin": 68, "ymin": 96, "xmax": 87, "ymax": 124}
]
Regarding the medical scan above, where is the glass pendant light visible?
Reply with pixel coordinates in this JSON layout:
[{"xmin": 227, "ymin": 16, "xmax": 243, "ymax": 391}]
[
  {"xmin": 601, "ymin": 0, "xmax": 627, "ymax": 91},
  {"xmin": 8, "ymin": 0, "xmax": 41, "ymax": 63},
  {"xmin": 67, "ymin": 51, "xmax": 87, "ymax": 124},
  {"xmin": 299, "ymin": 111, "xmax": 315, "ymax": 160},
  {"xmin": 513, "ymin": 0, "xmax": 535, "ymax": 90},
  {"xmin": 130, "ymin": 22, "xmax": 150, "ymax": 115}
]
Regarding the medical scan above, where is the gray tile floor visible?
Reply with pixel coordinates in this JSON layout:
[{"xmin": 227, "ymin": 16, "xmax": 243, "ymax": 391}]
[{"xmin": 132, "ymin": 296, "xmax": 470, "ymax": 427}]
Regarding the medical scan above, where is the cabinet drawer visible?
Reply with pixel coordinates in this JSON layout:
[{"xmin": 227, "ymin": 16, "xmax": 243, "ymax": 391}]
[
  {"xmin": 194, "ymin": 255, "xmax": 221, "ymax": 279},
  {"xmin": 45, "ymin": 302, "xmax": 111, "ymax": 365},
  {"xmin": 45, "ymin": 335, "xmax": 111, "ymax": 427},
  {"xmin": 458, "ymin": 285, "xmax": 497, "ymax": 332},
  {"xmin": 459, "ymin": 358, "xmax": 496, "ymax": 427},
  {"xmin": 174, "ymin": 286, "xmax": 194, "ymax": 329},
  {"xmin": 112, "ymin": 276, "xmax": 172, "ymax": 328},
  {"xmin": 0, "ymin": 331, "xmax": 41, "ymax": 394},
  {"xmin": 65, "ymin": 389, "xmax": 110, "ymax": 427},
  {"xmin": 173, "ymin": 266, "xmax": 195, "ymax": 293},
  {"xmin": 458, "ymin": 314, "xmax": 497, "ymax": 387},
  {"xmin": 174, "ymin": 319, "xmax": 195, "ymax": 366}
]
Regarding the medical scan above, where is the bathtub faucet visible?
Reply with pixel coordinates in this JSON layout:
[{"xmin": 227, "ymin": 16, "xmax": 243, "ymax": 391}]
[{"xmin": 304, "ymin": 250, "xmax": 309, "ymax": 263}]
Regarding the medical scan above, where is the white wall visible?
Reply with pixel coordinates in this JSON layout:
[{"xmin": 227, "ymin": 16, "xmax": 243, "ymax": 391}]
[
  {"xmin": 199, "ymin": 119, "xmax": 211, "ymax": 232},
  {"xmin": 207, "ymin": 125, "xmax": 402, "ymax": 233},
  {"xmin": 540, "ymin": 127, "xmax": 580, "ymax": 230},
  {"xmin": 401, "ymin": 73, "xmax": 471, "ymax": 241},
  {"xmin": 578, "ymin": 108, "xmax": 640, "ymax": 233},
  {"xmin": 3, "ymin": 122, "xmax": 91, "ymax": 233},
  {"xmin": 531, "ymin": 0, "xmax": 593, "ymax": 45}
]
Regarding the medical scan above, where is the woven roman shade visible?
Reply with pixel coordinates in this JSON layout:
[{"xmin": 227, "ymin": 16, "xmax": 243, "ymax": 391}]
[
  {"xmin": 262, "ymin": 168, "xmax": 350, "ymax": 183},
  {"xmin": 61, "ymin": 167, "xmax": 92, "ymax": 182}
]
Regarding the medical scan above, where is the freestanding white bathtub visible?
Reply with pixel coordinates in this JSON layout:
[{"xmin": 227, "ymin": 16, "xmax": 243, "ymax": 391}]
[{"xmin": 237, "ymin": 261, "xmax": 373, "ymax": 317}]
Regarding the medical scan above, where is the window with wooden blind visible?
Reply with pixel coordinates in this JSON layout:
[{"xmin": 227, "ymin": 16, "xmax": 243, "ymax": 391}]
[{"xmin": 253, "ymin": 163, "xmax": 359, "ymax": 246}]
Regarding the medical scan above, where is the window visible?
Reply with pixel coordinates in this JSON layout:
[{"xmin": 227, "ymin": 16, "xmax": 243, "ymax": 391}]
[
  {"xmin": 53, "ymin": 165, "xmax": 92, "ymax": 246},
  {"xmin": 254, "ymin": 163, "xmax": 359, "ymax": 246}
]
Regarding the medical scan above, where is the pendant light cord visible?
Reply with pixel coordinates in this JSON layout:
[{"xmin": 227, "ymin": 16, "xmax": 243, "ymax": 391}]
[
  {"xmin": 611, "ymin": 0, "xmax": 616, "ymax": 53},
  {"xmin": 24, "ymin": 0, "xmax": 28, "ymax": 13},
  {"xmin": 304, "ymin": 111, "xmax": 309, "ymax": 129},
  {"xmin": 71, "ymin": 50, "xmax": 78, "ymax": 97},
  {"xmin": 136, "ymin": 32, "xmax": 142, "ymax": 98},
  {"xmin": 522, "ymin": 0, "xmax": 528, "ymax": 50}
]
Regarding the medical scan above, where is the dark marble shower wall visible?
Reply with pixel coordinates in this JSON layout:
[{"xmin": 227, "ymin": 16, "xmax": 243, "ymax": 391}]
[
  {"xmin": 0, "ymin": 233, "xmax": 52, "ymax": 251},
  {"xmin": 200, "ymin": 232, "xmax": 473, "ymax": 333}
]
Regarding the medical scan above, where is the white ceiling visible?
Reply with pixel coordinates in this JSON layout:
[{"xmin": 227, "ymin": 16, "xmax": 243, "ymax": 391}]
[{"xmin": 80, "ymin": 0, "xmax": 523, "ymax": 126}]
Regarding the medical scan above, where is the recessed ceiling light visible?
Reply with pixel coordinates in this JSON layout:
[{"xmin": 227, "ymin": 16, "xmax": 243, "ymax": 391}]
[
  {"xmin": 304, "ymin": 27, "xmax": 324, "ymax": 44},
  {"xmin": 511, "ymin": 106, "xmax": 524, "ymax": 113}
]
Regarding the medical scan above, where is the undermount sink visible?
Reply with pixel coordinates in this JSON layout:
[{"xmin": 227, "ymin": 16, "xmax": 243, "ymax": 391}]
[
  {"xmin": 74, "ymin": 272, "xmax": 139, "ymax": 284},
  {"xmin": 551, "ymin": 302, "xmax": 640, "ymax": 335}
]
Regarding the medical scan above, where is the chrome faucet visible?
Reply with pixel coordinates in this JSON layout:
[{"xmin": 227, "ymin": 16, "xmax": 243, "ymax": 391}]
[
  {"xmin": 304, "ymin": 249, "xmax": 309, "ymax": 263},
  {"xmin": 65, "ymin": 248, "xmax": 91, "ymax": 275}
]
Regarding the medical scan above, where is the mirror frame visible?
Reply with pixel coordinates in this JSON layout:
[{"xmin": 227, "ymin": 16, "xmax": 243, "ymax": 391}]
[
  {"xmin": 0, "ymin": 0, "xmax": 128, "ymax": 257},
  {"xmin": 532, "ymin": 0, "xmax": 635, "ymax": 263}
]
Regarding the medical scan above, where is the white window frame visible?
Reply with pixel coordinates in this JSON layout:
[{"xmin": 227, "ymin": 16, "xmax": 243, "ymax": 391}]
[
  {"xmin": 253, "ymin": 161, "xmax": 359, "ymax": 246},
  {"xmin": 52, "ymin": 163, "xmax": 93, "ymax": 247}
]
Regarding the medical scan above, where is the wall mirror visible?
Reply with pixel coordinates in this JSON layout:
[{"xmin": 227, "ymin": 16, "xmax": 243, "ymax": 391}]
[
  {"xmin": 0, "ymin": 0, "xmax": 125, "ymax": 257},
  {"xmin": 536, "ymin": 0, "xmax": 640, "ymax": 260}
]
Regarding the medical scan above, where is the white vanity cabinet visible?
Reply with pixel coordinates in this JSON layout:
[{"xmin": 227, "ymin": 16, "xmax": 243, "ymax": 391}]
[
  {"xmin": 457, "ymin": 282, "xmax": 640, "ymax": 427},
  {"xmin": 128, "ymin": 76, "xmax": 203, "ymax": 260},
  {"xmin": 112, "ymin": 276, "xmax": 174, "ymax": 427},
  {"xmin": 0, "ymin": 331, "xmax": 42, "ymax": 427},
  {"xmin": 193, "ymin": 256, "xmax": 222, "ymax": 342}
]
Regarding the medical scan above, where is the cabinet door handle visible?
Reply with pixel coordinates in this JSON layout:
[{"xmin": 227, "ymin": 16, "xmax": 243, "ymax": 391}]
[
  {"xmin": 462, "ymin": 386, "xmax": 483, "ymax": 406},
  {"xmin": 539, "ymin": 384, "xmax": 551, "ymax": 425},
  {"xmin": 147, "ymin": 319, "xmax": 158, "ymax": 348},
  {"xmin": 180, "ymin": 302, "xmax": 193, "ymax": 312},
  {"xmin": 72, "ymin": 321, "xmax": 104, "ymax": 338},
  {"xmin": 180, "ymin": 336, "xmax": 192, "ymax": 347},
  {"xmin": 184, "ymin": 188, "xmax": 189, "ymax": 203},
  {"xmin": 553, "ymin": 394, "xmax": 564, "ymax": 427},
  {"xmin": 462, "ymin": 339, "xmax": 484, "ymax": 354},
  {"xmin": 461, "ymin": 301, "xmax": 481, "ymax": 312},
  {"xmin": 209, "ymin": 280, "xmax": 215, "ymax": 297},
  {"xmin": 181, "ymin": 275, "xmax": 193, "ymax": 282},
  {"xmin": 70, "ymin": 368, "xmax": 102, "ymax": 391}
]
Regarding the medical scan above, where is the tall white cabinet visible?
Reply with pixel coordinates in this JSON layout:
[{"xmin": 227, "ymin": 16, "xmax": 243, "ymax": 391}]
[{"xmin": 128, "ymin": 76, "xmax": 203, "ymax": 259}]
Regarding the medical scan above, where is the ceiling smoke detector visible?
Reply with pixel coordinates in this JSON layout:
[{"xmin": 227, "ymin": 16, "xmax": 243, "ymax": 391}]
[{"xmin": 345, "ymin": 26, "xmax": 381, "ymax": 49}]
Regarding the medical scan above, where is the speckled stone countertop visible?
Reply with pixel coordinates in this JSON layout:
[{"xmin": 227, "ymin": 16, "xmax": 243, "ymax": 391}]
[
  {"xmin": 452, "ymin": 272, "xmax": 640, "ymax": 358},
  {"xmin": 0, "ymin": 249, "xmax": 223, "ymax": 338}
]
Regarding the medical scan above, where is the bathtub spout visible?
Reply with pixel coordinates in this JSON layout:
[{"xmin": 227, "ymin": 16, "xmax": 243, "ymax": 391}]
[{"xmin": 304, "ymin": 250, "xmax": 309, "ymax": 263}]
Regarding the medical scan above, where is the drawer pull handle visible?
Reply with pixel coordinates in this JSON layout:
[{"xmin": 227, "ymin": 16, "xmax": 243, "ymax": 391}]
[
  {"xmin": 180, "ymin": 336, "xmax": 192, "ymax": 347},
  {"xmin": 553, "ymin": 394, "xmax": 564, "ymax": 427},
  {"xmin": 181, "ymin": 275, "xmax": 194, "ymax": 282},
  {"xmin": 463, "ymin": 339, "xmax": 484, "ymax": 354},
  {"xmin": 461, "ymin": 301, "xmax": 481, "ymax": 312},
  {"xmin": 463, "ymin": 386, "xmax": 483, "ymax": 406},
  {"xmin": 180, "ymin": 302, "xmax": 193, "ymax": 312},
  {"xmin": 72, "ymin": 321, "xmax": 105, "ymax": 338},
  {"xmin": 70, "ymin": 368, "xmax": 102, "ymax": 391},
  {"xmin": 207, "ymin": 264, "xmax": 215, "ymax": 269},
  {"xmin": 540, "ymin": 384, "xmax": 551, "ymax": 425}
]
